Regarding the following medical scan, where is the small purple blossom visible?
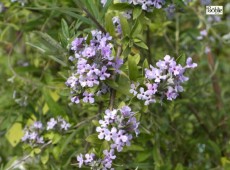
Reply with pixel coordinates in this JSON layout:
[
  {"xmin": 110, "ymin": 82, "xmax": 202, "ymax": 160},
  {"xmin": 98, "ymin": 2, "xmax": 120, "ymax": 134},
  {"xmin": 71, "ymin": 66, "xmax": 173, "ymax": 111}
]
[
  {"xmin": 77, "ymin": 154, "xmax": 84, "ymax": 168},
  {"xmin": 47, "ymin": 118, "xmax": 57, "ymax": 130},
  {"xmin": 33, "ymin": 121, "xmax": 43, "ymax": 129},
  {"xmin": 82, "ymin": 92, "xmax": 94, "ymax": 103}
]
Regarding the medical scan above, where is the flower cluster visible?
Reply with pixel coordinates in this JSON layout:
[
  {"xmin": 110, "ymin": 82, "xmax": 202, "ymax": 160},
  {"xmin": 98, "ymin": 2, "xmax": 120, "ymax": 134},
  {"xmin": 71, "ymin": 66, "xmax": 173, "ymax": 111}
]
[
  {"xmin": 21, "ymin": 117, "xmax": 70, "ymax": 146},
  {"xmin": 21, "ymin": 121, "xmax": 44, "ymax": 145},
  {"xmin": 66, "ymin": 30, "xmax": 123, "ymax": 104},
  {"xmin": 46, "ymin": 117, "xmax": 71, "ymax": 131},
  {"xmin": 76, "ymin": 106, "xmax": 139, "ymax": 169},
  {"xmin": 130, "ymin": 55, "xmax": 197, "ymax": 105},
  {"xmin": 120, "ymin": 0, "xmax": 165, "ymax": 11}
]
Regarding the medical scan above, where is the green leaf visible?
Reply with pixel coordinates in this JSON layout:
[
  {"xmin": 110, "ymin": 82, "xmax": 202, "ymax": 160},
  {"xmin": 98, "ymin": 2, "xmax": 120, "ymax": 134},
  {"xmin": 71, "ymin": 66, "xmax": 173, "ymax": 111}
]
[
  {"xmin": 142, "ymin": 59, "xmax": 149, "ymax": 75},
  {"xmin": 176, "ymin": 53, "xmax": 186, "ymax": 65},
  {"xmin": 42, "ymin": 89, "xmax": 65, "ymax": 116},
  {"xmin": 34, "ymin": 148, "xmax": 41, "ymax": 154},
  {"xmin": 135, "ymin": 41, "xmax": 148, "ymax": 50},
  {"xmin": 61, "ymin": 130, "xmax": 78, "ymax": 153},
  {"xmin": 175, "ymin": 163, "xmax": 184, "ymax": 170},
  {"xmin": 119, "ymin": 14, "xmax": 130, "ymax": 36},
  {"xmin": 133, "ymin": 53, "xmax": 141, "ymax": 64},
  {"xmin": 153, "ymin": 146, "xmax": 163, "ymax": 167},
  {"xmin": 128, "ymin": 55, "xmax": 139, "ymax": 81},
  {"xmin": 41, "ymin": 150, "xmax": 49, "ymax": 165},
  {"xmin": 52, "ymin": 133, "xmax": 62, "ymax": 144},
  {"xmin": 135, "ymin": 152, "xmax": 151, "ymax": 162},
  {"xmin": 85, "ymin": 0, "xmax": 100, "ymax": 20},
  {"xmin": 133, "ymin": 7, "xmax": 142, "ymax": 19},
  {"xmin": 86, "ymin": 134, "xmax": 102, "ymax": 144},
  {"xmin": 102, "ymin": 0, "xmax": 113, "ymax": 15},
  {"xmin": 33, "ymin": 31, "xmax": 64, "ymax": 52},
  {"xmin": 109, "ymin": 3, "xmax": 132, "ymax": 11},
  {"xmin": 105, "ymin": 80, "xmax": 119, "ymax": 89},
  {"xmin": 92, "ymin": 120, "xmax": 100, "ymax": 126},
  {"xmin": 105, "ymin": 13, "xmax": 115, "ymax": 37},
  {"xmin": 61, "ymin": 19, "xmax": 69, "ymax": 39},
  {"xmin": 131, "ymin": 20, "xmax": 143, "ymax": 37},
  {"xmin": 123, "ymin": 144, "xmax": 145, "ymax": 152}
]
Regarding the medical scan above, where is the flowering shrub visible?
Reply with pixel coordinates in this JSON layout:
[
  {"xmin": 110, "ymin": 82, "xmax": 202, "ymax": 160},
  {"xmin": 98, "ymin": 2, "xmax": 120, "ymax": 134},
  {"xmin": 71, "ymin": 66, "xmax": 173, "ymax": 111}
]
[{"xmin": 0, "ymin": 0, "xmax": 229, "ymax": 170}]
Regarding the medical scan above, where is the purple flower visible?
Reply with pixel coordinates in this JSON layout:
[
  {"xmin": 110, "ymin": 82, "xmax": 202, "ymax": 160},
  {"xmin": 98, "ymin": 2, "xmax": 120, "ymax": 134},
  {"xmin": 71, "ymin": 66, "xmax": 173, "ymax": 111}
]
[
  {"xmin": 84, "ymin": 153, "xmax": 95, "ymax": 164},
  {"xmin": 169, "ymin": 64, "xmax": 183, "ymax": 76},
  {"xmin": 104, "ymin": 109, "xmax": 117, "ymax": 121},
  {"xmin": 100, "ymin": 0, "xmax": 107, "ymax": 6},
  {"xmin": 137, "ymin": 87, "xmax": 148, "ymax": 100},
  {"xmin": 82, "ymin": 47, "xmax": 96, "ymax": 58},
  {"xmin": 152, "ymin": 0, "xmax": 165, "ymax": 9},
  {"xmin": 166, "ymin": 86, "xmax": 178, "ymax": 100},
  {"xmin": 120, "ymin": 106, "xmax": 132, "ymax": 117},
  {"xmin": 82, "ymin": 92, "xmax": 94, "ymax": 103},
  {"xmin": 99, "ymin": 119, "xmax": 110, "ymax": 127},
  {"xmin": 114, "ymin": 130, "xmax": 128, "ymax": 144},
  {"xmin": 130, "ymin": 83, "xmax": 139, "ymax": 96},
  {"xmin": 77, "ymin": 154, "xmax": 84, "ymax": 168},
  {"xmin": 33, "ymin": 121, "xmax": 43, "ymax": 129},
  {"xmin": 99, "ymin": 66, "xmax": 110, "ymax": 80},
  {"xmin": 29, "ymin": 132, "xmax": 38, "ymax": 140},
  {"xmin": 96, "ymin": 127, "xmax": 109, "ymax": 139},
  {"xmin": 200, "ymin": 30, "xmax": 207, "ymax": 36},
  {"xmin": 36, "ymin": 136, "xmax": 44, "ymax": 144},
  {"xmin": 47, "ymin": 118, "xmax": 57, "ymax": 130},
  {"xmin": 186, "ymin": 57, "xmax": 197, "ymax": 68},
  {"xmin": 71, "ymin": 38, "xmax": 84, "ymax": 51},
  {"xmin": 112, "ymin": 58, "xmax": 124, "ymax": 73},
  {"xmin": 105, "ymin": 127, "xmax": 117, "ymax": 141},
  {"xmin": 21, "ymin": 131, "xmax": 30, "ymax": 141},
  {"xmin": 200, "ymin": 0, "xmax": 211, "ymax": 5},
  {"xmin": 146, "ymin": 83, "xmax": 158, "ymax": 95},
  {"xmin": 71, "ymin": 96, "xmax": 80, "ymax": 104},
  {"xmin": 60, "ymin": 120, "xmax": 71, "ymax": 131}
]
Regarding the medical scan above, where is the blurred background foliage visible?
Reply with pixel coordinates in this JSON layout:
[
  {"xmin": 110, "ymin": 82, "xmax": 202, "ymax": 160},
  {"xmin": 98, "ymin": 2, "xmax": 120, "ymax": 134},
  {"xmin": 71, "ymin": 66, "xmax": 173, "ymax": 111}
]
[{"xmin": 0, "ymin": 0, "xmax": 230, "ymax": 169}]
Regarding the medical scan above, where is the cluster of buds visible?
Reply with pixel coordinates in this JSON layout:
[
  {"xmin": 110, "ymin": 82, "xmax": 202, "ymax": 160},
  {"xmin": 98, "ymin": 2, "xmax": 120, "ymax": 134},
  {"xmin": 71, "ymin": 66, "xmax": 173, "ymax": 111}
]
[{"xmin": 130, "ymin": 55, "xmax": 197, "ymax": 105}]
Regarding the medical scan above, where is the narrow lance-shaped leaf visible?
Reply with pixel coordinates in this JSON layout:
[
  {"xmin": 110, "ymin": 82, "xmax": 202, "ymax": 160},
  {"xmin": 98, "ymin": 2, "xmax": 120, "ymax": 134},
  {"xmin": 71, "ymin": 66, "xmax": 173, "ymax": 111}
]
[
  {"xmin": 128, "ymin": 55, "xmax": 139, "ymax": 81},
  {"xmin": 61, "ymin": 19, "xmax": 69, "ymax": 39}
]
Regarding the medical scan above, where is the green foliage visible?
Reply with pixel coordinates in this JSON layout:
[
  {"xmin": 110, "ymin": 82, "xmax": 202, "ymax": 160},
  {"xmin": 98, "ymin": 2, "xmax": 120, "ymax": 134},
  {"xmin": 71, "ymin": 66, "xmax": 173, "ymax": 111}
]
[{"xmin": 0, "ymin": 0, "xmax": 230, "ymax": 169}]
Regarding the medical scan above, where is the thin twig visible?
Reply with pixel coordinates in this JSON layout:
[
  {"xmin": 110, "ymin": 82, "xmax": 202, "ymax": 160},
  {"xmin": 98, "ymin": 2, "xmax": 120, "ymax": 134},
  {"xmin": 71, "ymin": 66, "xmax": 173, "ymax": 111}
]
[
  {"xmin": 5, "ymin": 141, "xmax": 52, "ymax": 170},
  {"xmin": 207, "ymin": 49, "xmax": 223, "ymax": 111},
  {"xmin": 188, "ymin": 105, "xmax": 214, "ymax": 140},
  {"xmin": 73, "ymin": 114, "xmax": 99, "ymax": 129},
  {"xmin": 82, "ymin": 7, "xmax": 106, "ymax": 33}
]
